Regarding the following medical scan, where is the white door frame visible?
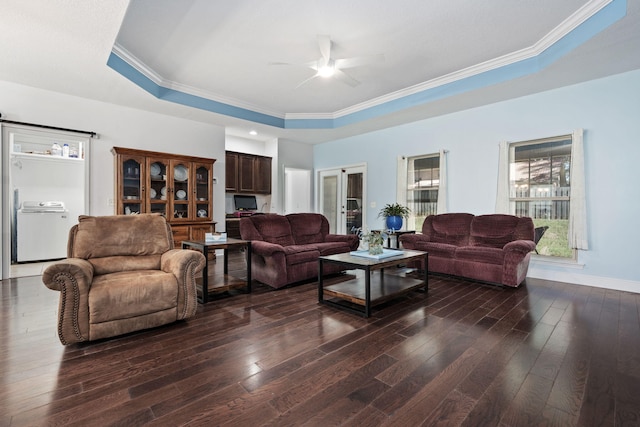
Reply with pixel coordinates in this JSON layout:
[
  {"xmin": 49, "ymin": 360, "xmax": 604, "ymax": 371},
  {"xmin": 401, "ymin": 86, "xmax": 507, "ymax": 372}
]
[{"xmin": 316, "ymin": 163, "xmax": 366, "ymax": 235}]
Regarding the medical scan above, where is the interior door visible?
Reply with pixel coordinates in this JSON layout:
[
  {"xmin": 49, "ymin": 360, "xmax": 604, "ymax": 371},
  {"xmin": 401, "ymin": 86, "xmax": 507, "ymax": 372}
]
[
  {"xmin": 284, "ymin": 167, "xmax": 311, "ymax": 214},
  {"xmin": 318, "ymin": 165, "xmax": 365, "ymax": 234}
]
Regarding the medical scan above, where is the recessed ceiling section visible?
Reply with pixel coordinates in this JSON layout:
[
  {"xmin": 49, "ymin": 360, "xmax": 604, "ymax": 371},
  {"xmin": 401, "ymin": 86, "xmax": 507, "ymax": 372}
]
[{"xmin": 110, "ymin": 0, "xmax": 626, "ymax": 129}]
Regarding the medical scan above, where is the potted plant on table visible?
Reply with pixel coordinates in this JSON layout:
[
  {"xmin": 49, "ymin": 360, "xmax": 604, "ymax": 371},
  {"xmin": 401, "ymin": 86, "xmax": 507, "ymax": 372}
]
[
  {"xmin": 356, "ymin": 228, "xmax": 387, "ymax": 255},
  {"xmin": 378, "ymin": 203, "xmax": 411, "ymax": 231}
]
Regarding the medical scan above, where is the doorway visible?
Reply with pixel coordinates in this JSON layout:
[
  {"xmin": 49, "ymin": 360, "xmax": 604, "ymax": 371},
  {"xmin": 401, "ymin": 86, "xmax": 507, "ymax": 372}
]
[
  {"xmin": 318, "ymin": 165, "xmax": 366, "ymax": 234},
  {"xmin": 283, "ymin": 167, "xmax": 311, "ymax": 214},
  {"xmin": 1, "ymin": 124, "xmax": 90, "ymax": 279}
]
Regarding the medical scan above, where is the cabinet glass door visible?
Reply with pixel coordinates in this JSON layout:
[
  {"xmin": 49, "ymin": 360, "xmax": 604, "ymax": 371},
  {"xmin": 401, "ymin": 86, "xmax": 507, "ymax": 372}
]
[
  {"xmin": 195, "ymin": 164, "xmax": 212, "ymax": 220},
  {"xmin": 172, "ymin": 160, "xmax": 190, "ymax": 221},
  {"xmin": 121, "ymin": 156, "xmax": 143, "ymax": 215},
  {"xmin": 148, "ymin": 158, "xmax": 169, "ymax": 218}
]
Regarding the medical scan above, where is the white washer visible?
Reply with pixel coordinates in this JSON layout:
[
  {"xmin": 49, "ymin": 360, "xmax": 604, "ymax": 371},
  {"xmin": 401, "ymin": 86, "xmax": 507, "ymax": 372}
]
[{"xmin": 17, "ymin": 201, "xmax": 72, "ymax": 262}]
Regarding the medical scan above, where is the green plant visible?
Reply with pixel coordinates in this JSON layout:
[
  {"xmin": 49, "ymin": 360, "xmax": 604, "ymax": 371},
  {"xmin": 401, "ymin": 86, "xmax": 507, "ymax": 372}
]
[
  {"xmin": 358, "ymin": 229, "xmax": 387, "ymax": 246},
  {"xmin": 356, "ymin": 228, "xmax": 387, "ymax": 255},
  {"xmin": 378, "ymin": 203, "xmax": 411, "ymax": 219}
]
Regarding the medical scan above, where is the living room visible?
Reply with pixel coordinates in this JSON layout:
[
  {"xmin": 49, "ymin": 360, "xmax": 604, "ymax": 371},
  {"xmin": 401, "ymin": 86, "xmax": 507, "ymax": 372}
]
[{"xmin": 1, "ymin": 1, "xmax": 640, "ymax": 425}]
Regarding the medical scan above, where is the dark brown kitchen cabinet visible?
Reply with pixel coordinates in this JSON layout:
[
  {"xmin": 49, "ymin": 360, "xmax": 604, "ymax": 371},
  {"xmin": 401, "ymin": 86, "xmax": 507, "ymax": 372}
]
[
  {"xmin": 239, "ymin": 154, "xmax": 256, "ymax": 192},
  {"xmin": 254, "ymin": 155, "xmax": 272, "ymax": 194},
  {"xmin": 225, "ymin": 151, "xmax": 239, "ymax": 192},
  {"xmin": 225, "ymin": 151, "xmax": 272, "ymax": 194}
]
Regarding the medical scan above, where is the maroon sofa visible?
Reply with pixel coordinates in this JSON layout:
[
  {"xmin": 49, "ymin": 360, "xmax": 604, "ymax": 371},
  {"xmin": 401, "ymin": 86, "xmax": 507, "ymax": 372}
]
[
  {"xmin": 399, "ymin": 213, "xmax": 536, "ymax": 287},
  {"xmin": 240, "ymin": 213, "xmax": 360, "ymax": 289}
]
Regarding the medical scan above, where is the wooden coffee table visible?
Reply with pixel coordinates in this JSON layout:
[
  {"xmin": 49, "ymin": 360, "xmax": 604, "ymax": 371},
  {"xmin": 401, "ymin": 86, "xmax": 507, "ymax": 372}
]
[{"xmin": 318, "ymin": 249, "xmax": 428, "ymax": 317}]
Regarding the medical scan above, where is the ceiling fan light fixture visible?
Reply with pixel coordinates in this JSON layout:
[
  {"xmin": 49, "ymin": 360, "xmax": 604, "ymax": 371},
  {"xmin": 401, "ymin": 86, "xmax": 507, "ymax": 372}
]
[{"xmin": 317, "ymin": 59, "xmax": 335, "ymax": 77}]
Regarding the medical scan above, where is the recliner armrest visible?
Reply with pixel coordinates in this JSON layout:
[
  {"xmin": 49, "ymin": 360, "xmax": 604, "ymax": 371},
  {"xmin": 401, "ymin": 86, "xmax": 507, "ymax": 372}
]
[
  {"xmin": 42, "ymin": 258, "xmax": 94, "ymax": 292},
  {"xmin": 41, "ymin": 258, "xmax": 95, "ymax": 344},
  {"xmin": 325, "ymin": 234, "xmax": 360, "ymax": 250},
  {"xmin": 249, "ymin": 240, "xmax": 287, "ymax": 256},
  {"xmin": 161, "ymin": 249, "xmax": 205, "ymax": 319},
  {"xmin": 398, "ymin": 233, "xmax": 424, "ymax": 248},
  {"xmin": 503, "ymin": 239, "xmax": 537, "ymax": 255}
]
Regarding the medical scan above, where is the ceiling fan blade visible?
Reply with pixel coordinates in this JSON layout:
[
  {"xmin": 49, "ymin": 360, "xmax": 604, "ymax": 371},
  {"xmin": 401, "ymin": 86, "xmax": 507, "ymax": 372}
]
[
  {"xmin": 294, "ymin": 73, "xmax": 320, "ymax": 89},
  {"xmin": 317, "ymin": 35, "xmax": 331, "ymax": 66},
  {"xmin": 269, "ymin": 60, "xmax": 318, "ymax": 71},
  {"xmin": 333, "ymin": 69, "xmax": 360, "ymax": 87},
  {"xmin": 335, "ymin": 54, "xmax": 385, "ymax": 70}
]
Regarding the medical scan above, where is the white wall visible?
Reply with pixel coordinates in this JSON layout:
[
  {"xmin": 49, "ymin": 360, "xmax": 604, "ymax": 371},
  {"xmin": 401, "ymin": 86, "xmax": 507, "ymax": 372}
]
[
  {"xmin": 314, "ymin": 69, "xmax": 640, "ymax": 293},
  {"xmin": 0, "ymin": 80, "xmax": 226, "ymax": 254}
]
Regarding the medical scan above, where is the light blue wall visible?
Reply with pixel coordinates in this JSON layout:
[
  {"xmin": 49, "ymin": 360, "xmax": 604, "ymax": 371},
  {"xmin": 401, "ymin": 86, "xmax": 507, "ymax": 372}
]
[{"xmin": 314, "ymin": 69, "xmax": 640, "ymax": 290}]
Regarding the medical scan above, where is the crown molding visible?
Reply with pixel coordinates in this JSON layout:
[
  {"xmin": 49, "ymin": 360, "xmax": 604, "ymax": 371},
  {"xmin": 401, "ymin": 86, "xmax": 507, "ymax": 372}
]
[
  {"xmin": 323, "ymin": 0, "xmax": 614, "ymax": 120},
  {"xmin": 111, "ymin": 44, "xmax": 286, "ymax": 119},
  {"xmin": 110, "ymin": 0, "xmax": 619, "ymax": 127}
]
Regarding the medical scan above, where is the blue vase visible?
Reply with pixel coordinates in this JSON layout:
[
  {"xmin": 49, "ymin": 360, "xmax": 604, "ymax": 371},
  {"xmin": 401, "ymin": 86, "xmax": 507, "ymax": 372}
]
[{"xmin": 386, "ymin": 215, "xmax": 403, "ymax": 231}]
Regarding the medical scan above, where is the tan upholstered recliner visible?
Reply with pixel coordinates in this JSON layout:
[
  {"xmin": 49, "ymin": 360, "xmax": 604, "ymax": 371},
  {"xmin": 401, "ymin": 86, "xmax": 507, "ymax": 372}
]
[{"xmin": 42, "ymin": 214, "xmax": 205, "ymax": 345}]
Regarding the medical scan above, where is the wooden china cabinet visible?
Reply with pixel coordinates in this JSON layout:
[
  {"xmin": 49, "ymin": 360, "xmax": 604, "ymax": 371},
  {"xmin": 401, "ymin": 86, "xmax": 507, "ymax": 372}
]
[{"xmin": 112, "ymin": 147, "xmax": 216, "ymax": 249}]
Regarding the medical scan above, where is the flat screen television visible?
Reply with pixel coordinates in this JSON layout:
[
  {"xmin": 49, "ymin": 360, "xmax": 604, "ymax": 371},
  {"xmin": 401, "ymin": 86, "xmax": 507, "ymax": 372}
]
[{"xmin": 234, "ymin": 195, "xmax": 258, "ymax": 211}]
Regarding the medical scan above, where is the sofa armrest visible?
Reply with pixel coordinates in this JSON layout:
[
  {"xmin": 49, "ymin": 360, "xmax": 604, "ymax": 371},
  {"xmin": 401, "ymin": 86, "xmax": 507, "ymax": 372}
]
[
  {"xmin": 41, "ymin": 258, "xmax": 95, "ymax": 344},
  {"xmin": 325, "ymin": 234, "xmax": 360, "ymax": 250},
  {"xmin": 161, "ymin": 249, "xmax": 205, "ymax": 319},
  {"xmin": 503, "ymin": 239, "xmax": 536, "ymax": 255},
  {"xmin": 249, "ymin": 240, "xmax": 287, "ymax": 257},
  {"xmin": 398, "ymin": 233, "xmax": 424, "ymax": 249}
]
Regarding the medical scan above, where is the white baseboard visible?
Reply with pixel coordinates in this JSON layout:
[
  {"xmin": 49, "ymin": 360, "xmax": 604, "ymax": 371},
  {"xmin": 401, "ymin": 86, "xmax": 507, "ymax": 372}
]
[{"xmin": 527, "ymin": 267, "xmax": 640, "ymax": 294}]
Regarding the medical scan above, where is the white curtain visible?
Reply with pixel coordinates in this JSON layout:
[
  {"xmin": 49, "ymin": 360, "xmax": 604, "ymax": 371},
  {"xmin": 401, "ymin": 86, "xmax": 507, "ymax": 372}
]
[
  {"xmin": 495, "ymin": 140, "xmax": 510, "ymax": 214},
  {"xmin": 569, "ymin": 129, "xmax": 588, "ymax": 250},
  {"xmin": 436, "ymin": 149, "xmax": 448, "ymax": 214},
  {"xmin": 396, "ymin": 156, "xmax": 407, "ymax": 205}
]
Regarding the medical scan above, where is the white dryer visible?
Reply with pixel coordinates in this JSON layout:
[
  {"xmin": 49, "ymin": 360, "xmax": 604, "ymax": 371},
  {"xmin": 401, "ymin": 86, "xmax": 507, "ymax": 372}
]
[{"xmin": 17, "ymin": 201, "xmax": 72, "ymax": 262}]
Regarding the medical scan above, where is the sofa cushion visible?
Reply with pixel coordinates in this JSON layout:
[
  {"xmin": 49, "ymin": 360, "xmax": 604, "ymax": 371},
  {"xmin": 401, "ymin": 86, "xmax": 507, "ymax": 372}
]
[
  {"xmin": 89, "ymin": 270, "xmax": 178, "ymax": 323},
  {"xmin": 469, "ymin": 214, "xmax": 521, "ymax": 248},
  {"xmin": 413, "ymin": 241, "xmax": 458, "ymax": 259},
  {"xmin": 288, "ymin": 213, "xmax": 329, "ymax": 245},
  {"xmin": 424, "ymin": 213, "xmax": 474, "ymax": 246},
  {"xmin": 72, "ymin": 214, "xmax": 171, "ymax": 259},
  {"xmin": 455, "ymin": 246, "xmax": 505, "ymax": 265},
  {"xmin": 248, "ymin": 214, "xmax": 296, "ymax": 246},
  {"xmin": 89, "ymin": 254, "xmax": 163, "ymax": 276},
  {"xmin": 283, "ymin": 245, "xmax": 320, "ymax": 265},
  {"xmin": 314, "ymin": 241, "xmax": 352, "ymax": 256}
]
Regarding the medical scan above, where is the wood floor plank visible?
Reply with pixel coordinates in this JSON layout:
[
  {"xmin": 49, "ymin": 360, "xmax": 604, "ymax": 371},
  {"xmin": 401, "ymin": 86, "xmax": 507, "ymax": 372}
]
[
  {"xmin": 614, "ymin": 370, "xmax": 640, "ymax": 426},
  {"xmin": 545, "ymin": 324, "xmax": 591, "ymax": 420},
  {"xmin": 378, "ymin": 347, "xmax": 486, "ymax": 426},
  {"xmin": 419, "ymin": 389, "xmax": 477, "ymax": 427},
  {"xmin": 498, "ymin": 373, "xmax": 554, "ymax": 426},
  {"xmin": 460, "ymin": 336, "xmax": 542, "ymax": 426},
  {"xmin": 2, "ymin": 252, "xmax": 639, "ymax": 426},
  {"xmin": 372, "ymin": 333, "xmax": 478, "ymax": 416},
  {"xmin": 263, "ymin": 354, "xmax": 396, "ymax": 426}
]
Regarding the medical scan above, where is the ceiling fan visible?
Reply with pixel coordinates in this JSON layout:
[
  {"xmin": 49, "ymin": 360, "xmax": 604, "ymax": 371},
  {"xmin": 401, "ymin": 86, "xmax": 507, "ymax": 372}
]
[{"xmin": 271, "ymin": 35, "xmax": 384, "ymax": 89}]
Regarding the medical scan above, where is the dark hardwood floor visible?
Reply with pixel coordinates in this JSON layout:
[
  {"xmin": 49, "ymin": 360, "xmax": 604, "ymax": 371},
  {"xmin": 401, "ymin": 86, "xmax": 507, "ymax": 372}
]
[{"xmin": 2, "ymin": 251, "xmax": 640, "ymax": 426}]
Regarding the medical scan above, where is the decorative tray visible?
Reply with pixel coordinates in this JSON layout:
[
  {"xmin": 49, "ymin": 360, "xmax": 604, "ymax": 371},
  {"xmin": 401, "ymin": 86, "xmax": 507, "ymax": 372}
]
[{"xmin": 349, "ymin": 249, "xmax": 404, "ymax": 260}]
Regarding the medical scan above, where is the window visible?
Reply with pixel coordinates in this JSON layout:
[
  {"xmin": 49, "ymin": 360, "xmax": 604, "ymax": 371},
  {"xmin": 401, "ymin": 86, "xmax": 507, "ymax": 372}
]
[
  {"xmin": 406, "ymin": 154, "xmax": 439, "ymax": 231},
  {"xmin": 510, "ymin": 135, "xmax": 574, "ymax": 258}
]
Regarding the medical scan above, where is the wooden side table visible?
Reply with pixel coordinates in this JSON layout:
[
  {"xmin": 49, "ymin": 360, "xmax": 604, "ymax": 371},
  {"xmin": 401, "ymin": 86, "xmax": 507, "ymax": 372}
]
[
  {"xmin": 373, "ymin": 230, "xmax": 416, "ymax": 249},
  {"xmin": 181, "ymin": 238, "xmax": 251, "ymax": 303}
]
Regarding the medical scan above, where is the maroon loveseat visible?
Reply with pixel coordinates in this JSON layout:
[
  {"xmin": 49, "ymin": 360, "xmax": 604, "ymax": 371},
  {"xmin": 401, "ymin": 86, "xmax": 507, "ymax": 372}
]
[
  {"xmin": 240, "ymin": 213, "xmax": 360, "ymax": 289},
  {"xmin": 399, "ymin": 213, "xmax": 536, "ymax": 287}
]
